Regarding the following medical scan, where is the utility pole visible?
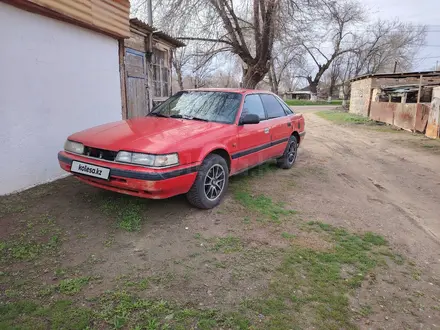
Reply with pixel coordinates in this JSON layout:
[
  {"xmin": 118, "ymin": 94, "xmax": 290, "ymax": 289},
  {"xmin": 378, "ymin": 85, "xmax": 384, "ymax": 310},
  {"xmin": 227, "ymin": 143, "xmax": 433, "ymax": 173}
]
[
  {"xmin": 147, "ymin": 0, "xmax": 153, "ymax": 26},
  {"xmin": 393, "ymin": 60, "xmax": 398, "ymax": 73},
  {"xmin": 146, "ymin": 0, "xmax": 153, "ymax": 113}
]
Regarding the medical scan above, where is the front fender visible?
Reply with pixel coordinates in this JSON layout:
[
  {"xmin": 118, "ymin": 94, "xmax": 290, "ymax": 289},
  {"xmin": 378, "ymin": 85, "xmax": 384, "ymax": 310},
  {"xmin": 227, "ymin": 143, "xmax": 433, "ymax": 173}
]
[{"xmin": 198, "ymin": 143, "xmax": 232, "ymax": 164}]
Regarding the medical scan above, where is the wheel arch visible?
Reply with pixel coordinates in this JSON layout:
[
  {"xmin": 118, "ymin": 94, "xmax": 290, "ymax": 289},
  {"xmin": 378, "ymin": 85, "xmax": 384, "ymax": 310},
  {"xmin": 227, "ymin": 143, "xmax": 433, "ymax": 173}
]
[
  {"xmin": 201, "ymin": 147, "xmax": 231, "ymax": 172},
  {"xmin": 292, "ymin": 131, "xmax": 300, "ymax": 144}
]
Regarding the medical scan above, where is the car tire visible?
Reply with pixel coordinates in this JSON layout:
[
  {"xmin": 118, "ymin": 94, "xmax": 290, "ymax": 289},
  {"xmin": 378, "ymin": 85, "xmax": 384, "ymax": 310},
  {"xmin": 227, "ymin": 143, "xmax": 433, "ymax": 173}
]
[
  {"xmin": 277, "ymin": 135, "xmax": 298, "ymax": 169},
  {"xmin": 186, "ymin": 154, "xmax": 229, "ymax": 209}
]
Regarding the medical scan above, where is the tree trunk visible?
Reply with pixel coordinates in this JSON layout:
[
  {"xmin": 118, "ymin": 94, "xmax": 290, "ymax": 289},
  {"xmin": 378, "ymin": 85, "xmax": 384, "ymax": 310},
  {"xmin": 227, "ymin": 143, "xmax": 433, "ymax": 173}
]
[
  {"xmin": 309, "ymin": 82, "xmax": 318, "ymax": 102},
  {"xmin": 342, "ymin": 88, "xmax": 350, "ymax": 109},
  {"xmin": 268, "ymin": 59, "xmax": 279, "ymax": 94},
  {"xmin": 177, "ymin": 68, "xmax": 184, "ymax": 90},
  {"xmin": 328, "ymin": 80, "xmax": 335, "ymax": 103},
  {"xmin": 242, "ymin": 64, "xmax": 269, "ymax": 89},
  {"xmin": 273, "ymin": 81, "xmax": 279, "ymax": 95},
  {"xmin": 173, "ymin": 62, "xmax": 184, "ymax": 91},
  {"xmin": 268, "ymin": 68, "xmax": 275, "ymax": 93}
]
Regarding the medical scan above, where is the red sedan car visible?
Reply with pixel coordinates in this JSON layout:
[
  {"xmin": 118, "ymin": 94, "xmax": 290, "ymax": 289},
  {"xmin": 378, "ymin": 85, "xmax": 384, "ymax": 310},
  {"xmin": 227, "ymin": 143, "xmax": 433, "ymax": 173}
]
[{"xmin": 58, "ymin": 89, "xmax": 305, "ymax": 209}]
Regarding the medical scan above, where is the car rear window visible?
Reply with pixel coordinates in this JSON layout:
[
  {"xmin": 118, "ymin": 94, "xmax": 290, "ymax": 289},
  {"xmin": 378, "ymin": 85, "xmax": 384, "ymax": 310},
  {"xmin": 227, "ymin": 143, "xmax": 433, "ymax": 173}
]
[
  {"xmin": 275, "ymin": 96, "xmax": 294, "ymax": 115},
  {"xmin": 260, "ymin": 94, "xmax": 286, "ymax": 119}
]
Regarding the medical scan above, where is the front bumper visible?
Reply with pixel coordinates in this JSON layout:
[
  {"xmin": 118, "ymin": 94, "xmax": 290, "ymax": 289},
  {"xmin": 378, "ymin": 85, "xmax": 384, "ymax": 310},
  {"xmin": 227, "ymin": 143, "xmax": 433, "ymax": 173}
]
[{"xmin": 58, "ymin": 151, "xmax": 199, "ymax": 199}]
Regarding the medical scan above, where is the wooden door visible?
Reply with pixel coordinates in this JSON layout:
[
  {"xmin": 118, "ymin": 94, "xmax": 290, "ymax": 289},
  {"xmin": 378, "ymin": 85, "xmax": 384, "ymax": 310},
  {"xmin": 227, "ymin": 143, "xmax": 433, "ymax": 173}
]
[{"xmin": 125, "ymin": 48, "xmax": 148, "ymax": 118}]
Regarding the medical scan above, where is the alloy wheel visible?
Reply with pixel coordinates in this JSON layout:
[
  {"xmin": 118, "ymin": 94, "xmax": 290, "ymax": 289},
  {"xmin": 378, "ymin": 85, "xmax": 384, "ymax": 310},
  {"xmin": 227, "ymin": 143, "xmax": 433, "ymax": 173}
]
[
  {"xmin": 204, "ymin": 164, "xmax": 226, "ymax": 201},
  {"xmin": 287, "ymin": 141, "xmax": 297, "ymax": 164}
]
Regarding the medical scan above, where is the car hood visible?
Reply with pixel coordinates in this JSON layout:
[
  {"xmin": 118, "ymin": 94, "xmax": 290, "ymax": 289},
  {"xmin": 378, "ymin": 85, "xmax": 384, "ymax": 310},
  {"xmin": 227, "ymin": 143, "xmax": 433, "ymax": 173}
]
[{"xmin": 69, "ymin": 117, "xmax": 229, "ymax": 154}]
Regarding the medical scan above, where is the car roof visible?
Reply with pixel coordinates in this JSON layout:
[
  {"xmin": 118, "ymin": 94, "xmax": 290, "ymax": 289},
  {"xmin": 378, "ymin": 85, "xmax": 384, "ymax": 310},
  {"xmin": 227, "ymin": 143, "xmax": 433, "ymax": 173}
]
[{"xmin": 183, "ymin": 88, "xmax": 273, "ymax": 95}]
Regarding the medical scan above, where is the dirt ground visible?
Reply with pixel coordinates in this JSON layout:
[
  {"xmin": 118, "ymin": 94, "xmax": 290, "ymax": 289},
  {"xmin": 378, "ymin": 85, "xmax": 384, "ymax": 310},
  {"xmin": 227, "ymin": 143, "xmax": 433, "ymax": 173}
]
[
  {"xmin": 1, "ymin": 108, "xmax": 440, "ymax": 329},
  {"xmin": 301, "ymin": 107, "xmax": 440, "ymax": 260}
]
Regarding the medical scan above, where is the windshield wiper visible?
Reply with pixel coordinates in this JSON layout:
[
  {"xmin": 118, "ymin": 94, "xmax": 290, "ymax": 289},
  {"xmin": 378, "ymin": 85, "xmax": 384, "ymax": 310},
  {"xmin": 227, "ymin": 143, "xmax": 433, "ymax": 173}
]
[
  {"xmin": 148, "ymin": 112, "xmax": 169, "ymax": 118},
  {"xmin": 189, "ymin": 116, "xmax": 209, "ymax": 122},
  {"xmin": 169, "ymin": 114, "xmax": 209, "ymax": 122}
]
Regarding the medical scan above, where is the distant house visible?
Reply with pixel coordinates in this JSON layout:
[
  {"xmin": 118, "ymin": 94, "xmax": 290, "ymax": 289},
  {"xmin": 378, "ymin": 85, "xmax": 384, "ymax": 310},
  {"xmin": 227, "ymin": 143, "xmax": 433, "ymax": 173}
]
[
  {"xmin": 284, "ymin": 85, "xmax": 344, "ymax": 101},
  {"xmin": 0, "ymin": 1, "xmax": 184, "ymax": 195},
  {"xmin": 284, "ymin": 86, "xmax": 312, "ymax": 100}
]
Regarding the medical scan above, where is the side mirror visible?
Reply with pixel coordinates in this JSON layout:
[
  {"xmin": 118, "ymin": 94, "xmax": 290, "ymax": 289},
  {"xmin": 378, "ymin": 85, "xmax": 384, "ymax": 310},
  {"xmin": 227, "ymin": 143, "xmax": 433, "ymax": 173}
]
[{"xmin": 240, "ymin": 113, "xmax": 260, "ymax": 125}]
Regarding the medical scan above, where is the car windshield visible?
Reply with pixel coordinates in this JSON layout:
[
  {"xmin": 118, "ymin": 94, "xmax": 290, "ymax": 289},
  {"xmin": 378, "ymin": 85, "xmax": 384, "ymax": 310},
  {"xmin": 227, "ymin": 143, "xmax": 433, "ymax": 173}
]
[{"xmin": 150, "ymin": 91, "xmax": 242, "ymax": 124}]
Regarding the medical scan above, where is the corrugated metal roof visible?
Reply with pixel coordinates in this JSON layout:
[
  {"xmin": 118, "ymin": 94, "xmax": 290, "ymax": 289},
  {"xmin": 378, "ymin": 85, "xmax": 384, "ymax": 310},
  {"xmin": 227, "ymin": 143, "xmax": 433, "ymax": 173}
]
[
  {"xmin": 129, "ymin": 18, "xmax": 155, "ymax": 32},
  {"xmin": 129, "ymin": 18, "xmax": 185, "ymax": 47},
  {"xmin": 350, "ymin": 70, "xmax": 440, "ymax": 82},
  {"xmin": 153, "ymin": 31, "xmax": 185, "ymax": 48}
]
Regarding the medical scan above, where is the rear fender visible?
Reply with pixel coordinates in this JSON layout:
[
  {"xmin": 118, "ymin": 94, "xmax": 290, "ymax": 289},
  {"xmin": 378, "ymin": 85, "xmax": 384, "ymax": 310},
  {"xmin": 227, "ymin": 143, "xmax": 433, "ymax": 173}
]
[{"xmin": 291, "ymin": 114, "xmax": 305, "ymax": 131}]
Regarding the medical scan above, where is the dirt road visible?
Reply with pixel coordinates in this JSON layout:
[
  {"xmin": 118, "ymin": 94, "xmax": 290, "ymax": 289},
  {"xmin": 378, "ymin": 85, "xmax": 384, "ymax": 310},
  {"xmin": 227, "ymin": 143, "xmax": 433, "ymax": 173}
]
[{"xmin": 296, "ymin": 108, "xmax": 440, "ymax": 264}]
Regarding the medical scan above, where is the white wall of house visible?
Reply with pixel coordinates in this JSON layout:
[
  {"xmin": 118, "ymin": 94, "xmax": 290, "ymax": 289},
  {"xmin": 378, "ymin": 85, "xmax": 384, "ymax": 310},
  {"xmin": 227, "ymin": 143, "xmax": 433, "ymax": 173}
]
[
  {"xmin": 0, "ymin": 3, "xmax": 122, "ymax": 195},
  {"xmin": 433, "ymin": 86, "xmax": 440, "ymax": 99}
]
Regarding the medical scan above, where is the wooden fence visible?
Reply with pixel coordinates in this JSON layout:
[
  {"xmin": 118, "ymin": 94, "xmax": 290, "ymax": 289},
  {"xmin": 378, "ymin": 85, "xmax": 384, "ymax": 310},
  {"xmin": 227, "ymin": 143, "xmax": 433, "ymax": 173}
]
[{"xmin": 369, "ymin": 102, "xmax": 437, "ymax": 138}]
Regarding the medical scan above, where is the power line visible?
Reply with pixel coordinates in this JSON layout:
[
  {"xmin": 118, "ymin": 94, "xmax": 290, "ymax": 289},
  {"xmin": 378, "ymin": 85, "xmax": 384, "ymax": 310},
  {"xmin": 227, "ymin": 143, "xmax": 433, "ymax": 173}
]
[{"xmin": 413, "ymin": 56, "xmax": 440, "ymax": 60}]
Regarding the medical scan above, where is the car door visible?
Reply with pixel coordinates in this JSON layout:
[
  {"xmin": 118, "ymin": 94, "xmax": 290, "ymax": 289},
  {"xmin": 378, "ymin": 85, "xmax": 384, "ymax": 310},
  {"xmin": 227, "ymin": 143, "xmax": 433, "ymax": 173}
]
[
  {"xmin": 235, "ymin": 94, "xmax": 271, "ymax": 172},
  {"xmin": 275, "ymin": 95, "xmax": 302, "ymax": 130},
  {"xmin": 260, "ymin": 94, "xmax": 292, "ymax": 157}
]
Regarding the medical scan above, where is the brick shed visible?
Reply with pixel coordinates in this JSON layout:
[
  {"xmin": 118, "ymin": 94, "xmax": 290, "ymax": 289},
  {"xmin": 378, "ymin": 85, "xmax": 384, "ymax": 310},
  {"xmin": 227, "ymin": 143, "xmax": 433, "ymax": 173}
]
[{"xmin": 349, "ymin": 71, "xmax": 440, "ymax": 117}]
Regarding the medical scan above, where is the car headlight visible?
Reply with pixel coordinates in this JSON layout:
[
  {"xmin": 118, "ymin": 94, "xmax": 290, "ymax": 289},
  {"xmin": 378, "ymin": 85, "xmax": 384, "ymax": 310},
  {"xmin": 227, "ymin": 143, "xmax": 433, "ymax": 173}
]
[
  {"xmin": 64, "ymin": 140, "xmax": 84, "ymax": 154},
  {"xmin": 115, "ymin": 151, "xmax": 179, "ymax": 167}
]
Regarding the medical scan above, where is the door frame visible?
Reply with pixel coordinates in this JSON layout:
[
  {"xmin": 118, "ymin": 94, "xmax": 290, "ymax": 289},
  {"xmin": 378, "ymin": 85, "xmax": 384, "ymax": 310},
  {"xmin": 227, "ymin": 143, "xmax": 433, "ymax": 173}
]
[{"xmin": 124, "ymin": 47, "xmax": 149, "ymax": 118}]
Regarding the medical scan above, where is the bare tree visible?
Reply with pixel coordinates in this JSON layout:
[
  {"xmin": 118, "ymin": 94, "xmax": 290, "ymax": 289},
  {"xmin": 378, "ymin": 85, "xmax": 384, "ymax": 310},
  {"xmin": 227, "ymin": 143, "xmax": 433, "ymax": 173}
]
[
  {"xmin": 133, "ymin": 0, "xmax": 426, "ymax": 94},
  {"xmin": 296, "ymin": 0, "xmax": 364, "ymax": 100},
  {"xmin": 333, "ymin": 20, "xmax": 426, "ymax": 105},
  {"xmin": 267, "ymin": 42, "xmax": 305, "ymax": 95},
  {"xmin": 209, "ymin": 55, "xmax": 242, "ymax": 87},
  {"xmin": 190, "ymin": 52, "xmax": 217, "ymax": 88},
  {"xmin": 137, "ymin": 0, "xmax": 310, "ymax": 89},
  {"xmin": 327, "ymin": 57, "xmax": 343, "ymax": 100},
  {"xmin": 338, "ymin": 53, "xmax": 356, "ymax": 106},
  {"xmin": 353, "ymin": 20, "xmax": 426, "ymax": 75},
  {"xmin": 172, "ymin": 47, "xmax": 192, "ymax": 91}
]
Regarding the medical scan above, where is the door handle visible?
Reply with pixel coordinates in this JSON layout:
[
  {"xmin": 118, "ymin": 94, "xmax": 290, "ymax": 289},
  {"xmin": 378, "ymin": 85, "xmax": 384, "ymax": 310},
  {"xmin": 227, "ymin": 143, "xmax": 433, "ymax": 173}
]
[{"xmin": 264, "ymin": 128, "xmax": 270, "ymax": 134}]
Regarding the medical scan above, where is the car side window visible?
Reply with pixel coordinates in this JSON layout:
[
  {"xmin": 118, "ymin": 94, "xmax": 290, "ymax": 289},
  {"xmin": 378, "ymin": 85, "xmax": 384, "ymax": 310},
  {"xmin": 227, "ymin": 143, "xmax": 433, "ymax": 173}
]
[
  {"xmin": 260, "ymin": 94, "xmax": 286, "ymax": 119},
  {"xmin": 242, "ymin": 94, "xmax": 266, "ymax": 120},
  {"xmin": 275, "ymin": 96, "xmax": 295, "ymax": 115}
]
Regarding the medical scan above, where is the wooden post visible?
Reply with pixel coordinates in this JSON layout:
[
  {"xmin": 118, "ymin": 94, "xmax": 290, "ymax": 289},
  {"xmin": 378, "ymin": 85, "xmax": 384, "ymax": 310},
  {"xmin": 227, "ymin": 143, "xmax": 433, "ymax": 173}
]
[
  {"xmin": 402, "ymin": 93, "xmax": 407, "ymax": 104},
  {"xmin": 169, "ymin": 49, "xmax": 173, "ymax": 96},
  {"xmin": 118, "ymin": 39, "xmax": 128, "ymax": 119},
  {"xmin": 146, "ymin": 33, "xmax": 154, "ymax": 113},
  {"xmin": 417, "ymin": 74, "xmax": 423, "ymax": 104}
]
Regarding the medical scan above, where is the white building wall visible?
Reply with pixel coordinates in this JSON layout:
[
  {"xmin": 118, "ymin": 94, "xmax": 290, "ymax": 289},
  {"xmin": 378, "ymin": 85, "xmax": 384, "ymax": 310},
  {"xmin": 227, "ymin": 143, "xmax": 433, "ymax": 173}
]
[
  {"xmin": 0, "ymin": 3, "xmax": 122, "ymax": 195},
  {"xmin": 433, "ymin": 86, "xmax": 440, "ymax": 99}
]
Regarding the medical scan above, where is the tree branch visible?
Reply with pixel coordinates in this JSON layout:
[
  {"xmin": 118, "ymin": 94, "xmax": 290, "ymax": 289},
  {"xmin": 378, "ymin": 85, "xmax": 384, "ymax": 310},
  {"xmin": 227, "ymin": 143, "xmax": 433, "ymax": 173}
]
[
  {"xmin": 302, "ymin": 43, "xmax": 321, "ymax": 68},
  {"xmin": 222, "ymin": 0, "xmax": 251, "ymax": 56},
  {"xmin": 177, "ymin": 37, "xmax": 234, "ymax": 47},
  {"xmin": 308, "ymin": 46, "xmax": 329, "ymax": 62}
]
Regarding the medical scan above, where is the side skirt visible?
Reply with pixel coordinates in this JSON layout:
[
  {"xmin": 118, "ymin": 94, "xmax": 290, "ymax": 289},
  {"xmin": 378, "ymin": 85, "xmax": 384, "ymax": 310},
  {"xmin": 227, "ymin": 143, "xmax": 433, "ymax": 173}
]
[{"xmin": 230, "ymin": 156, "xmax": 284, "ymax": 177}]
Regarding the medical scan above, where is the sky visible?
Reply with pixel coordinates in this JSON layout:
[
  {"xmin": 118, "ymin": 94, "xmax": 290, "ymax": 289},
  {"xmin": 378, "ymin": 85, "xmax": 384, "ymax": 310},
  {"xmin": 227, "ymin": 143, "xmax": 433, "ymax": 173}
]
[{"xmin": 363, "ymin": 0, "xmax": 440, "ymax": 71}]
